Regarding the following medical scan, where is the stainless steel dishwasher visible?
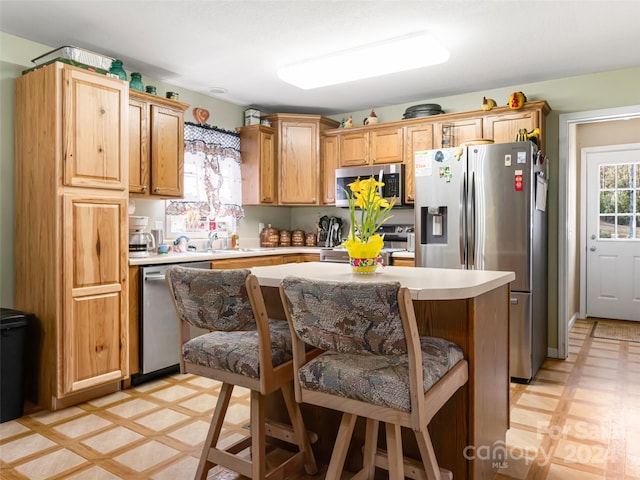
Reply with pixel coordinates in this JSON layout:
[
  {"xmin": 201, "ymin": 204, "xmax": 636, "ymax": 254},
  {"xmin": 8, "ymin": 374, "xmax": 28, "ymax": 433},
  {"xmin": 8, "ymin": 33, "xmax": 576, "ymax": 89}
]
[{"xmin": 132, "ymin": 261, "xmax": 210, "ymax": 385}]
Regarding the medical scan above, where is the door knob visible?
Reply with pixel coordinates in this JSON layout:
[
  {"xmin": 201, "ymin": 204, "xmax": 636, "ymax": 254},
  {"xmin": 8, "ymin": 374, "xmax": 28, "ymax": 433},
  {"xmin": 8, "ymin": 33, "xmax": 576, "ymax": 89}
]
[{"xmin": 590, "ymin": 246, "xmax": 596, "ymax": 251}]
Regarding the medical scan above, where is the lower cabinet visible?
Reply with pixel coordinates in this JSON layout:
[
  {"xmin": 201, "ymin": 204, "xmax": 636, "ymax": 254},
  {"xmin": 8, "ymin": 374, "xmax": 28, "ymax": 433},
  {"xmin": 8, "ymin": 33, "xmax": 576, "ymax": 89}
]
[{"xmin": 391, "ymin": 257, "xmax": 415, "ymax": 267}]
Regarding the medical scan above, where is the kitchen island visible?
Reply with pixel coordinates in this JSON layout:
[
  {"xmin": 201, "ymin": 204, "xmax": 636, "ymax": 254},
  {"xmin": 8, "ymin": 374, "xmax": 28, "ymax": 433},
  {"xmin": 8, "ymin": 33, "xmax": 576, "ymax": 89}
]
[{"xmin": 251, "ymin": 262, "xmax": 514, "ymax": 480}]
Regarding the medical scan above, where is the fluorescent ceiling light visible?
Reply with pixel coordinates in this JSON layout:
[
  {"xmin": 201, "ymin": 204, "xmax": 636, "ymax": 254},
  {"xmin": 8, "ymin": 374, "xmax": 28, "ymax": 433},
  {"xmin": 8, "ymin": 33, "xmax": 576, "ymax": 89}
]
[{"xmin": 278, "ymin": 31, "xmax": 449, "ymax": 90}]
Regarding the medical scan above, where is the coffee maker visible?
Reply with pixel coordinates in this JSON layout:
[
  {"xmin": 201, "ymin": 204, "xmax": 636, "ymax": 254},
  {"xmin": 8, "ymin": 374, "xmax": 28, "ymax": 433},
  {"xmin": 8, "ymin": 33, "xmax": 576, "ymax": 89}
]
[{"xmin": 129, "ymin": 216, "xmax": 155, "ymax": 257}]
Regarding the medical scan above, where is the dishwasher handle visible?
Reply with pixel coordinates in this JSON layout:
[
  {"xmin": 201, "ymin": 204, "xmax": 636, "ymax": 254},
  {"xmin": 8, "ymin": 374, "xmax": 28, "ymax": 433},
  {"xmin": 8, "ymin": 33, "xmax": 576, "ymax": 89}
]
[{"xmin": 144, "ymin": 273, "xmax": 167, "ymax": 281}]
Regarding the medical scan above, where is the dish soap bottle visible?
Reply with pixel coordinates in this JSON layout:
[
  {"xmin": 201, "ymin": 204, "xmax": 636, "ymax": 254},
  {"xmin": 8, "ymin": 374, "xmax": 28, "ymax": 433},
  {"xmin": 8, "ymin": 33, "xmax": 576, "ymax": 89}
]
[{"xmin": 231, "ymin": 230, "xmax": 240, "ymax": 250}]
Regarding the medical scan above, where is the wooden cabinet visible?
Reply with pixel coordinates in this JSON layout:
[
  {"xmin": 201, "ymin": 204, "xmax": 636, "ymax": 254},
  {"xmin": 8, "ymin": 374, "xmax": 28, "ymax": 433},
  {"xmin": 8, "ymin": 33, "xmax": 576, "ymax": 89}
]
[
  {"xmin": 14, "ymin": 62, "xmax": 129, "ymax": 410},
  {"xmin": 211, "ymin": 255, "xmax": 285, "ymax": 269},
  {"xmin": 320, "ymin": 133, "xmax": 339, "ymax": 204},
  {"xmin": 338, "ymin": 125, "xmax": 404, "ymax": 167},
  {"xmin": 239, "ymin": 125, "xmax": 277, "ymax": 205},
  {"xmin": 404, "ymin": 123, "xmax": 435, "ymax": 204},
  {"xmin": 391, "ymin": 257, "xmax": 415, "ymax": 267},
  {"xmin": 483, "ymin": 103, "xmax": 550, "ymax": 150},
  {"xmin": 128, "ymin": 90, "xmax": 189, "ymax": 198},
  {"xmin": 263, "ymin": 114, "xmax": 340, "ymax": 205},
  {"xmin": 434, "ymin": 117, "xmax": 483, "ymax": 148}
]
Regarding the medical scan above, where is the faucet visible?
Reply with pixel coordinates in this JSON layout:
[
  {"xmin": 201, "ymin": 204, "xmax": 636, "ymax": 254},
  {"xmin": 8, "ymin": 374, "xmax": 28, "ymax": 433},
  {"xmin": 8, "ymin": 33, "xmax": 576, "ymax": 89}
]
[{"xmin": 207, "ymin": 231, "xmax": 218, "ymax": 250}]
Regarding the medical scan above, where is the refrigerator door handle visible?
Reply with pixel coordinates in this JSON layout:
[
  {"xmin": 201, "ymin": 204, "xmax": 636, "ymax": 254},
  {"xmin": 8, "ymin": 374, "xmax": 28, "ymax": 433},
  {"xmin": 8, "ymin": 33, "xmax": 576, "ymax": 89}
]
[
  {"xmin": 378, "ymin": 168, "xmax": 384, "ymax": 198},
  {"xmin": 459, "ymin": 171, "xmax": 466, "ymax": 266},
  {"xmin": 469, "ymin": 171, "xmax": 476, "ymax": 268}
]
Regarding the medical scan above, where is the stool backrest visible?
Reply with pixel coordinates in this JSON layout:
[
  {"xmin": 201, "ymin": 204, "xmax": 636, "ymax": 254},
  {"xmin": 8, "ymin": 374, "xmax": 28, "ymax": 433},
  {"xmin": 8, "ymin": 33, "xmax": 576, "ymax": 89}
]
[
  {"xmin": 166, "ymin": 266, "xmax": 257, "ymax": 331},
  {"xmin": 280, "ymin": 276, "xmax": 407, "ymax": 355}
]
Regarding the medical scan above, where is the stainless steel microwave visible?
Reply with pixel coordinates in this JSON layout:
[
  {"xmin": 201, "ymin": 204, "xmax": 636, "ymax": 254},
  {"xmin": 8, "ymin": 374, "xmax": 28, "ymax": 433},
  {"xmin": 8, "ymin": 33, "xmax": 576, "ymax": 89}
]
[{"xmin": 335, "ymin": 163, "xmax": 405, "ymax": 207}]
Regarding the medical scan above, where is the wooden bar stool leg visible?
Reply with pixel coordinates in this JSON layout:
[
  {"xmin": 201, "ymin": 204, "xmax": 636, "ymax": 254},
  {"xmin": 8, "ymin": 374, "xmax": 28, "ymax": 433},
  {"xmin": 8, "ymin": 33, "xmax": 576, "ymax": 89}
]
[
  {"xmin": 385, "ymin": 422, "xmax": 404, "ymax": 480},
  {"xmin": 414, "ymin": 429, "xmax": 448, "ymax": 480},
  {"xmin": 251, "ymin": 390, "xmax": 266, "ymax": 479},
  {"xmin": 281, "ymin": 382, "xmax": 318, "ymax": 474},
  {"xmin": 196, "ymin": 383, "xmax": 234, "ymax": 480},
  {"xmin": 326, "ymin": 412, "xmax": 358, "ymax": 479},
  {"xmin": 361, "ymin": 418, "xmax": 379, "ymax": 479}
]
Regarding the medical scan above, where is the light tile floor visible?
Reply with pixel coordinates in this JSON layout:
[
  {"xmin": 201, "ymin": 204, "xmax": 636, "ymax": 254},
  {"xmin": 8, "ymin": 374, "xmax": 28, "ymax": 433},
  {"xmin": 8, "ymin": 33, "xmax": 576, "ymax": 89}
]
[{"xmin": 1, "ymin": 318, "xmax": 639, "ymax": 479}]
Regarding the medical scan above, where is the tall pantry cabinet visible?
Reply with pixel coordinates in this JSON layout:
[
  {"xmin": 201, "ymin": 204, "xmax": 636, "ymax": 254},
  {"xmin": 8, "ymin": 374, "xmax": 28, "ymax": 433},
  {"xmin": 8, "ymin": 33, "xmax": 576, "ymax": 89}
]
[{"xmin": 14, "ymin": 62, "xmax": 129, "ymax": 410}]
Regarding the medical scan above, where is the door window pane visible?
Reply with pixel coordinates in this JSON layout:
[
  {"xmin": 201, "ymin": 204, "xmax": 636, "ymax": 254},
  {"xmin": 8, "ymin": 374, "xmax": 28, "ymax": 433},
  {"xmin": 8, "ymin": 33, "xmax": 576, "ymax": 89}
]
[
  {"xmin": 600, "ymin": 191, "xmax": 615, "ymax": 214},
  {"xmin": 600, "ymin": 165, "xmax": 616, "ymax": 189},
  {"xmin": 597, "ymin": 163, "xmax": 639, "ymax": 240},
  {"xmin": 599, "ymin": 216, "xmax": 614, "ymax": 238}
]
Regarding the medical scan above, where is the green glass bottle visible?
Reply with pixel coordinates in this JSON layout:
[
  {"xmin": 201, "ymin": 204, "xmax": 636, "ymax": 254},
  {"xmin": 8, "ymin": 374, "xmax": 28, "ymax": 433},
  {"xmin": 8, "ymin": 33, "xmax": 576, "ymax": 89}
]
[
  {"xmin": 109, "ymin": 59, "xmax": 127, "ymax": 81},
  {"xmin": 130, "ymin": 72, "xmax": 144, "ymax": 91}
]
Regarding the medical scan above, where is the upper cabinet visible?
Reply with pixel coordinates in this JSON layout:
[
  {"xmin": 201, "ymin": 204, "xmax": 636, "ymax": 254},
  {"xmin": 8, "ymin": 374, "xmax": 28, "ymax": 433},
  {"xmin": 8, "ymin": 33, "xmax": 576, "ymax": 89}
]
[
  {"xmin": 240, "ymin": 114, "xmax": 339, "ymax": 206},
  {"xmin": 63, "ymin": 67, "xmax": 128, "ymax": 190},
  {"xmin": 321, "ymin": 133, "xmax": 339, "ymax": 204},
  {"xmin": 483, "ymin": 104, "xmax": 550, "ymax": 148},
  {"xmin": 337, "ymin": 125, "xmax": 404, "ymax": 167},
  {"xmin": 128, "ymin": 90, "xmax": 189, "ymax": 198},
  {"xmin": 239, "ymin": 124, "xmax": 277, "ymax": 205},
  {"xmin": 404, "ymin": 123, "xmax": 434, "ymax": 204}
]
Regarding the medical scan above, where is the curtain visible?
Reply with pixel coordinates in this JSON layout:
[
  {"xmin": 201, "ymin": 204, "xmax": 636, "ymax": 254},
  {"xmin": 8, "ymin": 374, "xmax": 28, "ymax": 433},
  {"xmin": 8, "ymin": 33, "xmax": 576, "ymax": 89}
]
[{"xmin": 166, "ymin": 122, "xmax": 244, "ymax": 223}]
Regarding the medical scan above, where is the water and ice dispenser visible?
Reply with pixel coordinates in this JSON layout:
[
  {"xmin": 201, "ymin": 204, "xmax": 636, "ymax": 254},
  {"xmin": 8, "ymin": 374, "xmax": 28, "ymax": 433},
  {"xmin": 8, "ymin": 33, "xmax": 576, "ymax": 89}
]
[{"xmin": 420, "ymin": 206, "xmax": 447, "ymax": 244}]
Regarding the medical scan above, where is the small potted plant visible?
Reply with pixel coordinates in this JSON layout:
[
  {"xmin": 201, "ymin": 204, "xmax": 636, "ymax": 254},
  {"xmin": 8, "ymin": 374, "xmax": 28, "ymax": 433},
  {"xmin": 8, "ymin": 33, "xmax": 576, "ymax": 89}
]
[{"xmin": 342, "ymin": 176, "xmax": 395, "ymax": 273}]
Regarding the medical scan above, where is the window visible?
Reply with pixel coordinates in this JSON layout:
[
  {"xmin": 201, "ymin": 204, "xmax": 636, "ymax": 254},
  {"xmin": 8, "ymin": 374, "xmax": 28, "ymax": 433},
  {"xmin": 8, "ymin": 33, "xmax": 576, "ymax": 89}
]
[
  {"xmin": 166, "ymin": 122, "xmax": 243, "ymax": 238},
  {"xmin": 598, "ymin": 162, "xmax": 640, "ymax": 239}
]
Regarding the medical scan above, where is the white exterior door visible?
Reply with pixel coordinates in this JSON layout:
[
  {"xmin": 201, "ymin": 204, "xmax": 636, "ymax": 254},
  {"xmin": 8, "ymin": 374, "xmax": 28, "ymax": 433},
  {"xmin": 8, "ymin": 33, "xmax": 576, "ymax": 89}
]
[{"xmin": 585, "ymin": 144, "xmax": 640, "ymax": 321}]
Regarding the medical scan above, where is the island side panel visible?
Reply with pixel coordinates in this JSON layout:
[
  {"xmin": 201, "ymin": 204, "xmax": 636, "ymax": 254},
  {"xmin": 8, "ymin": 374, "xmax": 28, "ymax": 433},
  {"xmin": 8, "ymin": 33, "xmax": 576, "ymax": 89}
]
[{"xmin": 414, "ymin": 284, "xmax": 510, "ymax": 480}]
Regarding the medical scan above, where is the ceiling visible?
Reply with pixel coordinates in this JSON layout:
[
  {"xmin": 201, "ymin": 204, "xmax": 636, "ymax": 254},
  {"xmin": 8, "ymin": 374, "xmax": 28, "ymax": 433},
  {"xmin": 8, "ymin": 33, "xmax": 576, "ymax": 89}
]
[{"xmin": 2, "ymin": 1, "xmax": 639, "ymax": 116}]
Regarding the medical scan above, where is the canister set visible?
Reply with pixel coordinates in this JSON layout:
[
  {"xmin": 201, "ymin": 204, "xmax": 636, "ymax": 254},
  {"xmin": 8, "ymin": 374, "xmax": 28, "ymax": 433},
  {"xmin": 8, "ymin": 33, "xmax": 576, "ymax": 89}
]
[{"xmin": 260, "ymin": 225, "xmax": 317, "ymax": 248}]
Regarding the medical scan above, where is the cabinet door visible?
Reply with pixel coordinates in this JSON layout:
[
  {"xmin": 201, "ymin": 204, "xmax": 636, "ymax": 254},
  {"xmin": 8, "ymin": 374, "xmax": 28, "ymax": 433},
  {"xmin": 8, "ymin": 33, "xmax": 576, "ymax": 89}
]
[
  {"xmin": 62, "ymin": 67, "xmax": 127, "ymax": 190},
  {"xmin": 338, "ymin": 131, "xmax": 369, "ymax": 166},
  {"xmin": 240, "ymin": 125, "xmax": 277, "ymax": 204},
  {"xmin": 150, "ymin": 105, "xmax": 184, "ymax": 197},
  {"xmin": 62, "ymin": 195, "xmax": 128, "ymax": 395},
  {"xmin": 483, "ymin": 110, "xmax": 538, "ymax": 145},
  {"xmin": 279, "ymin": 121, "xmax": 320, "ymax": 204},
  {"xmin": 259, "ymin": 130, "xmax": 277, "ymax": 204},
  {"xmin": 370, "ymin": 126, "xmax": 404, "ymax": 164},
  {"xmin": 321, "ymin": 134, "xmax": 339, "ymax": 204},
  {"xmin": 405, "ymin": 123, "xmax": 434, "ymax": 204},
  {"xmin": 435, "ymin": 118, "xmax": 482, "ymax": 147},
  {"xmin": 211, "ymin": 255, "xmax": 284, "ymax": 269},
  {"xmin": 128, "ymin": 98, "xmax": 150, "ymax": 194}
]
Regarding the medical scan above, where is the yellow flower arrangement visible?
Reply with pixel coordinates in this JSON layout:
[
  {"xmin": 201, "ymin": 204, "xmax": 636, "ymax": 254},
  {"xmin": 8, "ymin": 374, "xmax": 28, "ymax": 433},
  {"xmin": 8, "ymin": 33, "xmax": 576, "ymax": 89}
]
[{"xmin": 342, "ymin": 176, "xmax": 396, "ymax": 259}]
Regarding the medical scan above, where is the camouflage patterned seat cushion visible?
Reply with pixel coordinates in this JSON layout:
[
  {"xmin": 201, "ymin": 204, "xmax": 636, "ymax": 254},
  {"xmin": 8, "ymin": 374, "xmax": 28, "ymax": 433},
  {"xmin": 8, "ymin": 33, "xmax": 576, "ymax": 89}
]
[
  {"xmin": 182, "ymin": 319, "xmax": 294, "ymax": 379},
  {"xmin": 298, "ymin": 337, "xmax": 464, "ymax": 412}
]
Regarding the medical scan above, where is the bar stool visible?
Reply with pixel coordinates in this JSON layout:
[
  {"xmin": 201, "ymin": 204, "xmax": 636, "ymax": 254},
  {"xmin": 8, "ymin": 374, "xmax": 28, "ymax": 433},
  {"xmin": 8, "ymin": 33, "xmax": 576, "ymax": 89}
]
[
  {"xmin": 280, "ymin": 276, "xmax": 469, "ymax": 480},
  {"xmin": 165, "ymin": 266, "xmax": 317, "ymax": 480}
]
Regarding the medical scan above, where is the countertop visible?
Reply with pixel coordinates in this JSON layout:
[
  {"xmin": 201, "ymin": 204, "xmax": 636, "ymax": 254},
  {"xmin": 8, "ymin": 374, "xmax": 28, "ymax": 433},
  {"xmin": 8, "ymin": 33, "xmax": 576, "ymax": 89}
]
[
  {"xmin": 128, "ymin": 247, "xmax": 415, "ymax": 266},
  {"xmin": 251, "ymin": 262, "xmax": 514, "ymax": 301}
]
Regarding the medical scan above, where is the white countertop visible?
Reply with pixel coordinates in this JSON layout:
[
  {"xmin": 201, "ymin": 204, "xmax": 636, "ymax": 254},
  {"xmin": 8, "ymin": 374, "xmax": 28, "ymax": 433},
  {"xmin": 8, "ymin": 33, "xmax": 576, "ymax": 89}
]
[
  {"xmin": 128, "ymin": 247, "xmax": 325, "ymax": 266},
  {"xmin": 251, "ymin": 262, "xmax": 514, "ymax": 301},
  {"xmin": 128, "ymin": 247, "xmax": 415, "ymax": 266}
]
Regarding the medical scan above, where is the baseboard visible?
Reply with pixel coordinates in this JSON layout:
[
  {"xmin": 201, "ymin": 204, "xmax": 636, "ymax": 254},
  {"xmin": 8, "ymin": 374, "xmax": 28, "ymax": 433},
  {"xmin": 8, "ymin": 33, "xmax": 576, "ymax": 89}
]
[
  {"xmin": 547, "ymin": 348, "xmax": 559, "ymax": 359},
  {"xmin": 568, "ymin": 312, "xmax": 579, "ymax": 331}
]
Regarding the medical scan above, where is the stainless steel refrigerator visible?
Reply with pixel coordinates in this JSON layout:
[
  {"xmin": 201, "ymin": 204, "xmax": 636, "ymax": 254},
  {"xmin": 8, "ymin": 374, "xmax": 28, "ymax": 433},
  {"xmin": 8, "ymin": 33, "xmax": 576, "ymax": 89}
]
[{"xmin": 414, "ymin": 141, "xmax": 548, "ymax": 382}]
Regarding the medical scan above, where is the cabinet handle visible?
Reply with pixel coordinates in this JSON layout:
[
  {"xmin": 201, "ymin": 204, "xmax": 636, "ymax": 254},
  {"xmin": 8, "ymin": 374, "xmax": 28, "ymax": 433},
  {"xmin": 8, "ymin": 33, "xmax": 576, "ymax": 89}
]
[
  {"xmin": 154, "ymin": 187, "xmax": 160, "ymax": 192},
  {"xmin": 142, "ymin": 185, "xmax": 148, "ymax": 192},
  {"xmin": 363, "ymin": 159, "xmax": 367, "ymax": 164},
  {"xmin": 372, "ymin": 159, "xmax": 376, "ymax": 164},
  {"xmin": 408, "ymin": 194, "xmax": 414, "ymax": 200}
]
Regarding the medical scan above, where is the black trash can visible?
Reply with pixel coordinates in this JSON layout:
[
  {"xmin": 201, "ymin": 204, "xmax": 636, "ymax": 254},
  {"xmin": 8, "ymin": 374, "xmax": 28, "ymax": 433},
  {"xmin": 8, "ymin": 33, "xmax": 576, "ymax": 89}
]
[{"xmin": 1, "ymin": 308, "xmax": 30, "ymax": 423}]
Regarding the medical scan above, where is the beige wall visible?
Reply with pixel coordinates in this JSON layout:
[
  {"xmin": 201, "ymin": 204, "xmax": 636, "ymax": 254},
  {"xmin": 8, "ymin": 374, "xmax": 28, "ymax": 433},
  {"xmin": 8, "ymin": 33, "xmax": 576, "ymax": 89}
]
[{"xmin": 2, "ymin": 31, "xmax": 640, "ymax": 350}]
